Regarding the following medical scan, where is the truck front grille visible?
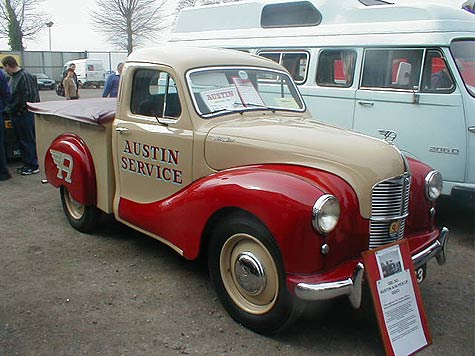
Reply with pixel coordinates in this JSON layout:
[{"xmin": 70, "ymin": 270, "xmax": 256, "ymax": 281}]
[{"xmin": 369, "ymin": 173, "xmax": 411, "ymax": 249}]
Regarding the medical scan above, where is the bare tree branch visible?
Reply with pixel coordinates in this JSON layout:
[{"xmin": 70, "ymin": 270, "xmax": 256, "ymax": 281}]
[
  {"xmin": 91, "ymin": 0, "xmax": 170, "ymax": 54},
  {"xmin": 0, "ymin": 0, "xmax": 50, "ymax": 51}
]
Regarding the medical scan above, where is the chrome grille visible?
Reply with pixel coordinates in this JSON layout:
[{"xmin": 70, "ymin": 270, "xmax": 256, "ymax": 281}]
[{"xmin": 369, "ymin": 173, "xmax": 411, "ymax": 249}]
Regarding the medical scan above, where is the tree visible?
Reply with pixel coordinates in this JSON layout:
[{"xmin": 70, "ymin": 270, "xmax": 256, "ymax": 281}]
[
  {"xmin": 91, "ymin": 0, "xmax": 169, "ymax": 55},
  {"xmin": 176, "ymin": 0, "xmax": 241, "ymax": 13},
  {"xmin": 0, "ymin": 0, "xmax": 49, "ymax": 51},
  {"xmin": 175, "ymin": 0, "xmax": 198, "ymax": 15}
]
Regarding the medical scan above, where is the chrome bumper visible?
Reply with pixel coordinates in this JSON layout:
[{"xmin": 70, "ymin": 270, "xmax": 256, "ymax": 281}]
[
  {"xmin": 294, "ymin": 227, "xmax": 449, "ymax": 309},
  {"xmin": 412, "ymin": 227, "xmax": 449, "ymax": 268},
  {"xmin": 295, "ymin": 262, "xmax": 365, "ymax": 309}
]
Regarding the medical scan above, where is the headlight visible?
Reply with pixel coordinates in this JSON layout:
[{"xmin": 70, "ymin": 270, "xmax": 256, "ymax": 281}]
[
  {"xmin": 312, "ymin": 194, "xmax": 340, "ymax": 234},
  {"xmin": 425, "ymin": 170, "xmax": 443, "ymax": 201}
]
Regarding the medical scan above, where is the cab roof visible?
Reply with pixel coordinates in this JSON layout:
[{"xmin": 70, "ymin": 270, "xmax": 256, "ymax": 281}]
[{"xmin": 126, "ymin": 46, "xmax": 286, "ymax": 74}]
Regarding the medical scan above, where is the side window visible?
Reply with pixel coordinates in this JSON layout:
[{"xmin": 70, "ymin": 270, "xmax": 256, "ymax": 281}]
[
  {"xmin": 316, "ymin": 49, "xmax": 356, "ymax": 87},
  {"xmin": 421, "ymin": 50, "xmax": 455, "ymax": 93},
  {"xmin": 258, "ymin": 51, "xmax": 308, "ymax": 83},
  {"xmin": 131, "ymin": 69, "xmax": 181, "ymax": 118},
  {"xmin": 361, "ymin": 49, "xmax": 423, "ymax": 90}
]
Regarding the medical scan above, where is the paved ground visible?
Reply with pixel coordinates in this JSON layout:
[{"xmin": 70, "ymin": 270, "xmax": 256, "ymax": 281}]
[{"xmin": 0, "ymin": 90, "xmax": 474, "ymax": 355}]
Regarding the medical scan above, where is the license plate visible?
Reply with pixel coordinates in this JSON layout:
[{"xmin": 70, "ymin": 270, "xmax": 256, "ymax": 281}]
[{"xmin": 415, "ymin": 264, "xmax": 427, "ymax": 284}]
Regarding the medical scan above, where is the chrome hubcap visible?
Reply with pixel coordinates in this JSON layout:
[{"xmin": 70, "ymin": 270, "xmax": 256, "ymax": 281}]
[{"xmin": 234, "ymin": 252, "xmax": 266, "ymax": 295}]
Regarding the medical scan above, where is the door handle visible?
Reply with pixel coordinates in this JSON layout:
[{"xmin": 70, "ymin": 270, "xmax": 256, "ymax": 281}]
[
  {"xmin": 358, "ymin": 101, "xmax": 374, "ymax": 107},
  {"xmin": 469, "ymin": 126, "xmax": 475, "ymax": 134},
  {"xmin": 115, "ymin": 127, "xmax": 129, "ymax": 134}
]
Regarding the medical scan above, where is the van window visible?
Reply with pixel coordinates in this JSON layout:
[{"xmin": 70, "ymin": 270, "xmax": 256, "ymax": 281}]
[
  {"xmin": 131, "ymin": 69, "xmax": 181, "ymax": 118},
  {"xmin": 361, "ymin": 49, "xmax": 423, "ymax": 90},
  {"xmin": 258, "ymin": 51, "xmax": 308, "ymax": 83},
  {"xmin": 86, "ymin": 63, "xmax": 104, "ymax": 72},
  {"xmin": 421, "ymin": 50, "xmax": 455, "ymax": 93},
  {"xmin": 450, "ymin": 39, "xmax": 475, "ymax": 97},
  {"xmin": 316, "ymin": 49, "xmax": 356, "ymax": 87}
]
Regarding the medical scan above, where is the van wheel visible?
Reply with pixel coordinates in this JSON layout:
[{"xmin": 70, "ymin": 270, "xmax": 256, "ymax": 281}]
[
  {"xmin": 208, "ymin": 214, "xmax": 302, "ymax": 335},
  {"xmin": 60, "ymin": 186, "xmax": 99, "ymax": 233}
]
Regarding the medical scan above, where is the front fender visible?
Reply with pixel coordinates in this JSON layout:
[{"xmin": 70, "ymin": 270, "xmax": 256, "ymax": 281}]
[
  {"xmin": 118, "ymin": 164, "xmax": 362, "ymax": 274},
  {"xmin": 44, "ymin": 133, "xmax": 97, "ymax": 206},
  {"xmin": 405, "ymin": 157, "xmax": 437, "ymax": 235}
]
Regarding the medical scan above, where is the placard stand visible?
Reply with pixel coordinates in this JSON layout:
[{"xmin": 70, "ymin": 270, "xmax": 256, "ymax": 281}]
[{"xmin": 362, "ymin": 240, "xmax": 431, "ymax": 356}]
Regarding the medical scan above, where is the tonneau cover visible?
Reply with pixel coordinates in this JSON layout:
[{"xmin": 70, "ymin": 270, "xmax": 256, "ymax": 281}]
[{"xmin": 28, "ymin": 98, "xmax": 116, "ymax": 126}]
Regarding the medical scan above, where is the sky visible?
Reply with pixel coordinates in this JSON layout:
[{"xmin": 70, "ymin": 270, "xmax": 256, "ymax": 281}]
[
  {"xmin": 0, "ymin": 0, "xmax": 177, "ymax": 52},
  {"xmin": 0, "ymin": 0, "xmax": 467, "ymax": 53}
]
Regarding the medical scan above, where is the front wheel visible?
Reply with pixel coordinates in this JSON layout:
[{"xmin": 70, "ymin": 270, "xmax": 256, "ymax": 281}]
[
  {"xmin": 60, "ymin": 186, "xmax": 99, "ymax": 233},
  {"xmin": 208, "ymin": 213, "xmax": 302, "ymax": 335}
]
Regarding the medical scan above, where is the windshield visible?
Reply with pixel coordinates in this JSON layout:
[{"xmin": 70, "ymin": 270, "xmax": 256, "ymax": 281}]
[
  {"xmin": 186, "ymin": 67, "xmax": 305, "ymax": 118},
  {"xmin": 35, "ymin": 73, "xmax": 48, "ymax": 79},
  {"xmin": 450, "ymin": 39, "xmax": 475, "ymax": 97}
]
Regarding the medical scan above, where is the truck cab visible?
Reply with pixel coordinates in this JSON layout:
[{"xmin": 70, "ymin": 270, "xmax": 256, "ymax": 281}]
[{"xmin": 31, "ymin": 46, "xmax": 448, "ymax": 335}]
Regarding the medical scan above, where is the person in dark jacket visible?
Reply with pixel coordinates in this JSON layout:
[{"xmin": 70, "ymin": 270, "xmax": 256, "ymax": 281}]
[
  {"xmin": 102, "ymin": 62, "xmax": 124, "ymax": 98},
  {"xmin": 1, "ymin": 56, "xmax": 40, "ymax": 175},
  {"xmin": 0, "ymin": 69, "xmax": 12, "ymax": 181}
]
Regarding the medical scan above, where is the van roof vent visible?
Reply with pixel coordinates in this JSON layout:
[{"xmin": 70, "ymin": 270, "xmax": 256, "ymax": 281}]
[
  {"xmin": 357, "ymin": 0, "xmax": 394, "ymax": 5},
  {"xmin": 260, "ymin": 1, "xmax": 322, "ymax": 28}
]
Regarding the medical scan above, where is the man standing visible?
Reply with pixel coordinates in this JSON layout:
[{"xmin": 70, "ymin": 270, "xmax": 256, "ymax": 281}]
[
  {"xmin": 102, "ymin": 62, "xmax": 124, "ymax": 98},
  {"xmin": 0, "ymin": 68, "xmax": 12, "ymax": 181},
  {"xmin": 1, "ymin": 56, "xmax": 40, "ymax": 175}
]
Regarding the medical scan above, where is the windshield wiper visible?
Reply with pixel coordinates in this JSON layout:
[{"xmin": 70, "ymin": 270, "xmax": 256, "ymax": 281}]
[
  {"xmin": 243, "ymin": 103, "xmax": 276, "ymax": 113},
  {"xmin": 204, "ymin": 108, "xmax": 232, "ymax": 115}
]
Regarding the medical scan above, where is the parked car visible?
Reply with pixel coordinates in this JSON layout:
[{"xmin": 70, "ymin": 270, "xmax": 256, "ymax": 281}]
[{"xmin": 34, "ymin": 73, "xmax": 55, "ymax": 90}]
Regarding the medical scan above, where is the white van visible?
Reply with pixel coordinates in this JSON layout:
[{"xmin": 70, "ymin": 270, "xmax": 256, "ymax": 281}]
[
  {"xmin": 63, "ymin": 58, "xmax": 106, "ymax": 88},
  {"xmin": 171, "ymin": 0, "xmax": 475, "ymax": 204}
]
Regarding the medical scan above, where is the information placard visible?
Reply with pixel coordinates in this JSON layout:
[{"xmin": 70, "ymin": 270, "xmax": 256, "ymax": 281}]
[{"xmin": 363, "ymin": 240, "xmax": 431, "ymax": 356}]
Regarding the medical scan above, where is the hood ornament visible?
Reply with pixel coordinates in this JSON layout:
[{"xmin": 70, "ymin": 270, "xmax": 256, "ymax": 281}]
[{"xmin": 378, "ymin": 129, "xmax": 397, "ymax": 144}]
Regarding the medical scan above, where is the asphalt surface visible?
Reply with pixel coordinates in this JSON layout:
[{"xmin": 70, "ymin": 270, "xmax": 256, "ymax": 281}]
[{"xmin": 0, "ymin": 88, "xmax": 474, "ymax": 355}]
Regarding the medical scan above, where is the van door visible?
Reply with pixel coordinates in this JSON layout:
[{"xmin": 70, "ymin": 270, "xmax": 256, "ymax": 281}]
[
  {"xmin": 353, "ymin": 48, "xmax": 466, "ymax": 191},
  {"xmin": 450, "ymin": 39, "xmax": 475, "ymax": 195}
]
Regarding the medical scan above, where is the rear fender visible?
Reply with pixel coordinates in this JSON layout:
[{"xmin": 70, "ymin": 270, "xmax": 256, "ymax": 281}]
[{"xmin": 44, "ymin": 133, "xmax": 97, "ymax": 206}]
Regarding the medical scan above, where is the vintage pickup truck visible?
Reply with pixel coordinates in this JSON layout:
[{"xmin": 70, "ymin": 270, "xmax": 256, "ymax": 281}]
[{"xmin": 29, "ymin": 46, "xmax": 449, "ymax": 335}]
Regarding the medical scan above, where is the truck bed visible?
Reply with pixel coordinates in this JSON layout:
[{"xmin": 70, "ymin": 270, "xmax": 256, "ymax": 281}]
[
  {"xmin": 29, "ymin": 98, "xmax": 117, "ymax": 214},
  {"xmin": 28, "ymin": 98, "xmax": 117, "ymax": 126}
]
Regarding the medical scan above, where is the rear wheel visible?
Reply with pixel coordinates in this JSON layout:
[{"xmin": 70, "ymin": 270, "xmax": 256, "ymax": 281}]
[
  {"xmin": 60, "ymin": 186, "xmax": 99, "ymax": 233},
  {"xmin": 208, "ymin": 213, "xmax": 302, "ymax": 334}
]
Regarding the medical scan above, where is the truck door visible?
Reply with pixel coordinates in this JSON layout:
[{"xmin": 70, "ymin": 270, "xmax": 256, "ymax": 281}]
[
  {"xmin": 353, "ymin": 48, "xmax": 466, "ymax": 193},
  {"xmin": 114, "ymin": 67, "xmax": 193, "ymax": 217}
]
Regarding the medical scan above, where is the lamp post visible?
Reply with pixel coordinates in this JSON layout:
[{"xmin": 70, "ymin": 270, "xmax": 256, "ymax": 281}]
[{"xmin": 46, "ymin": 21, "xmax": 54, "ymax": 51}]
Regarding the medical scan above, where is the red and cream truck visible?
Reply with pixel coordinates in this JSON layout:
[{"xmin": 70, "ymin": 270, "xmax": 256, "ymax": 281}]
[{"xmin": 29, "ymin": 46, "xmax": 448, "ymax": 334}]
